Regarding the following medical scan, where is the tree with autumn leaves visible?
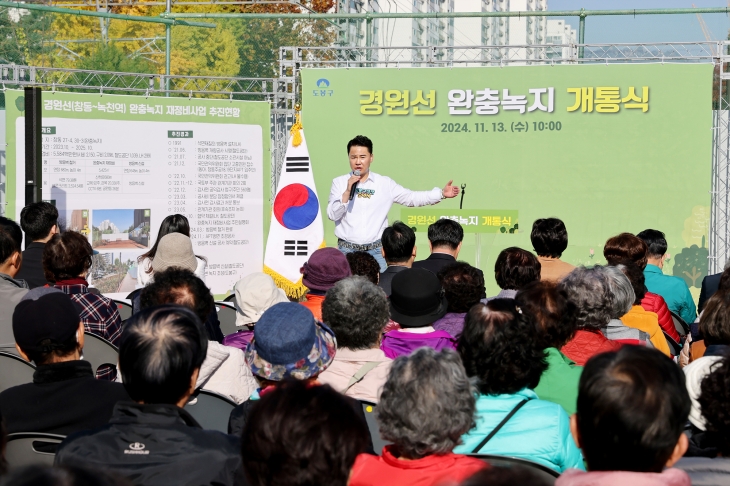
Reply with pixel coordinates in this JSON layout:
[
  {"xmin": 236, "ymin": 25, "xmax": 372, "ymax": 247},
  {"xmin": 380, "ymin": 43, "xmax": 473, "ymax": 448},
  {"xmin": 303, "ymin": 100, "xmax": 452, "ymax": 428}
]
[{"xmin": 0, "ymin": 0, "xmax": 335, "ymax": 78}]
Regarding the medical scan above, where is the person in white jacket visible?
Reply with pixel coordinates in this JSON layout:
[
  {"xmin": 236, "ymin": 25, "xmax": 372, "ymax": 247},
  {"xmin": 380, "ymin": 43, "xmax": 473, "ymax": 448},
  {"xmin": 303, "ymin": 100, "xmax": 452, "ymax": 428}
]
[
  {"xmin": 136, "ymin": 214, "xmax": 206, "ymax": 288},
  {"xmin": 318, "ymin": 276, "xmax": 392, "ymax": 403}
]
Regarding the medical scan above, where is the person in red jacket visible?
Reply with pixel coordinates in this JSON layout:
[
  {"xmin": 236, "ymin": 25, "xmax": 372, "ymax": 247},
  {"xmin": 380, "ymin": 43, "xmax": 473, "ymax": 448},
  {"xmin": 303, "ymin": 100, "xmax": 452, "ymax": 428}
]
[
  {"xmin": 558, "ymin": 266, "xmax": 621, "ymax": 366},
  {"xmin": 603, "ymin": 233, "xmax": 681, "ymax": 343},
  {"xmin": 349, "ymin": 348, "xmax": 487, "ymax": 486}
]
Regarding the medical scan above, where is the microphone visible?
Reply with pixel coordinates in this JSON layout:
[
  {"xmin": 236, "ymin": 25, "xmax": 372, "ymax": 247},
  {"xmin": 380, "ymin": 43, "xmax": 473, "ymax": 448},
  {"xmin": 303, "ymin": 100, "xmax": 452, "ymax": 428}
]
[{"xmin": 349, "ymin": 170, "xmax": 361, "ymax": 201}]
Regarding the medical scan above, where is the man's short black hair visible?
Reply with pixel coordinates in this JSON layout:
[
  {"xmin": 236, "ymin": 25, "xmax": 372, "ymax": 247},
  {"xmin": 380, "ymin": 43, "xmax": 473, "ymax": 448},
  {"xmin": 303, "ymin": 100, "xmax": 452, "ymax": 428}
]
[
  {"xmin": 19, "ymin": 202, "xmax": 58, "ymax": 242},
  {"xmin": 347, "ymin": 135, "xmax": 373, "ymax": 154},
  {"xmin": 140, "ymin": 267, "xmax": 215, "ymax": 339},
  {"xmin": 0, "ymin": 217, "xmax": 22, "ymax": 264},
  {"xmin": 381, "ymin": 221, "xmax": 416, "ymax": 264},
  {"xmin": 242, "ymin": 379, "xmax": 370, "ymax": 486},
  {"xmin": 531, "ymin": 218, "xmax": 569, "ymax": 258},
  {"xmin": 577, "ymin": 346, "xmax": 690, "ymax": 473},
  {"xmin": 427, "ymin": 219, "xmax": 463, "ymax": 251},
  {"xmin": 120, "ymin": 305, "xmax": 207, "ymax": 405},
  {"xmin": 636, "ymin": 229, "xmax": 668, "ymax": 259}
]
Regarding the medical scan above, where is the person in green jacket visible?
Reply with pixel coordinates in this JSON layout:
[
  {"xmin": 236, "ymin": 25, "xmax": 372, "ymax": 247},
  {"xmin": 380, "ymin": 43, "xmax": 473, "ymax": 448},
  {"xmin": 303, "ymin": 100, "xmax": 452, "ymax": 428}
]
[{"xmin": 516, "ymin": 280, "xmax": 582, "ymax": 415}]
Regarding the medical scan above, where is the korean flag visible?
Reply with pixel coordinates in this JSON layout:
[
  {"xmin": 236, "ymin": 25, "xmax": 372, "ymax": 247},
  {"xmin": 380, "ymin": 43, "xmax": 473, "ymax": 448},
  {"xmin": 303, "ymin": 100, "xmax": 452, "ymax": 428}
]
[{"xmin": 263, "ymin": 127, "xmax": 324, "ymax": 299}]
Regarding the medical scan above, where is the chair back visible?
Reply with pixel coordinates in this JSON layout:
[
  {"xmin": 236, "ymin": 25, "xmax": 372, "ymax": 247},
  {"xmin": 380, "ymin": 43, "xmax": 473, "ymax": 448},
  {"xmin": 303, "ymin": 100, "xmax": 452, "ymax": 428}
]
[
  {"xmin": 5, "ymin": 432, "xmax": 65, "ymax": 470},
  {"xmin": 224, "ymin": 293, "xmax": 236, "ymax": 303},
  {"xmin": 360, "ymin": 401, "xmax": 391, "ymax": 455},
  {"xmin": 82, "ymin": 332, "xmax": 119, "ymax": 376},
  {"xmin": 184, "ymin": 389, "xmax": 236, "ymax": 433},
  {"xmin": 126, "ymin": 288, "xmax": 142, "ymax": 301},
  {"xmin": 670, "ymin": 311, "xmax": 690, "ymax": 337},
  {"xmin": 468, "ymin": 454, "xmax": 559, "ymax": 483},
  {"xmin": 113, "ymin": 300, "xmax": 133, "ymax": 321},
  {"xmin": 663, "ymin": 331, "xmax": 681, "ymax": 356},
  {"xmin": 215, "ymin": 303, "xmax": 238, "ymax": 337},
  {"xmin": 0, "ymin": 352, "xmax": 36, "ymax": 393}
]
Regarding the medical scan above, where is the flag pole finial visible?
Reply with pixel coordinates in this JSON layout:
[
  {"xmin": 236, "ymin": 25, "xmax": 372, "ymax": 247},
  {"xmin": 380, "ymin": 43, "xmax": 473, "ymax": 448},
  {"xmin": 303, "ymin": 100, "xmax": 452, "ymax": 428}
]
[{"xmin": 290, "ymin": 103, "xmax": 303, "ymax": 147}]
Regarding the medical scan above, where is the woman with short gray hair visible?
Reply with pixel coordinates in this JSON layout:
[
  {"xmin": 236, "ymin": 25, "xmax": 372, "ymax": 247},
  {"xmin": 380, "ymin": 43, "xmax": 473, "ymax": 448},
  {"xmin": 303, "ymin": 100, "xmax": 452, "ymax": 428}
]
[
  {"xmin": 558, "ymin": 266, "xmax": 622, "ymax": 366},
  {"xmin": 348, "ymin": 348, "xmax": 486, "ymax": 485},
  {"xmin": 601, "ymin": 265, "xmax": 653, "ymax": 348}
]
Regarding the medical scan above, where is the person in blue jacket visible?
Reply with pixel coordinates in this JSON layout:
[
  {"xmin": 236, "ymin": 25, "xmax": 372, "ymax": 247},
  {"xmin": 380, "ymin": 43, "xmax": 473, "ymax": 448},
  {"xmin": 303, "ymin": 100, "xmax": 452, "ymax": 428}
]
[{"xmin": 454, "ymin": 298, "xmax": 585, "ymax": 473}]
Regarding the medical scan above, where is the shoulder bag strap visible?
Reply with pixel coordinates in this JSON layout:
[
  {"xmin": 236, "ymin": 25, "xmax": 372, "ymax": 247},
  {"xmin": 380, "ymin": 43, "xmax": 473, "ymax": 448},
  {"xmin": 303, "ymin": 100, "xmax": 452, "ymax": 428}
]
[
  {"xmin": 343, "ymin": 361, "xmax": 381, "ymax": 392},
  {"xmin": 471, "ymin": 398, "xmax": 531, "ymax": 454}
]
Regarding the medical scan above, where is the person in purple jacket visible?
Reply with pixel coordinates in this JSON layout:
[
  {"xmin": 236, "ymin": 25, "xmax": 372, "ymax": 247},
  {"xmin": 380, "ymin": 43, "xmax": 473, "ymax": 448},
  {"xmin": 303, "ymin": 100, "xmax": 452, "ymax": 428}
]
[{"xmin": 380, "ymin": 268, "xmax": 457, "ymax": 359}]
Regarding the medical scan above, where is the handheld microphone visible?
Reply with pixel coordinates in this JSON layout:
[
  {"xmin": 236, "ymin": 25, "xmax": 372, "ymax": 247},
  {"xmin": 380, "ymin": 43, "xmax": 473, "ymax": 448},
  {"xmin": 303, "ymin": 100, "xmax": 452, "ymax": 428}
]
[{"xmin": 349, "ymin": 170, "xmax": 361, "ymax": 201}]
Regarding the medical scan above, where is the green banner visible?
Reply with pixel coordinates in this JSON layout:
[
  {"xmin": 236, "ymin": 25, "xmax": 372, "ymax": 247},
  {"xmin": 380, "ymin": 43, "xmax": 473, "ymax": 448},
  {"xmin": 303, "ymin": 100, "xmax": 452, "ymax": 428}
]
[
  {"xmin": 401, "ymin": 209, "xmax": 518, "ymax": 234},
  {"xmin": 302, "ymin": 64, "xmax": 713, "ymax": 296}
]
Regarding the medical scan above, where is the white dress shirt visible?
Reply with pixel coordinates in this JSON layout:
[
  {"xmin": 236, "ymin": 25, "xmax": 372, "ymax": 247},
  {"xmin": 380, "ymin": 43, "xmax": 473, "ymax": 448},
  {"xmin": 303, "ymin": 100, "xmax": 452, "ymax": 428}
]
[{"xmin": 327, "ymin": 171, "xmax": 442, "ymax": 245}]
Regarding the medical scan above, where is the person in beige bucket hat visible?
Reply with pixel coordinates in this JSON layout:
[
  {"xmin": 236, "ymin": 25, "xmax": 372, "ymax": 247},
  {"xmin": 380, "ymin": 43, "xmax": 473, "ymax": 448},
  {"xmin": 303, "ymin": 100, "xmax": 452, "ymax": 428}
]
[
  {"xmin": 154, "ymin": 233, "xmax": 198, "ymax": 274},
  {"xmin": 233, "ymin": 273, "xmax": 289, "ymax": 327}
]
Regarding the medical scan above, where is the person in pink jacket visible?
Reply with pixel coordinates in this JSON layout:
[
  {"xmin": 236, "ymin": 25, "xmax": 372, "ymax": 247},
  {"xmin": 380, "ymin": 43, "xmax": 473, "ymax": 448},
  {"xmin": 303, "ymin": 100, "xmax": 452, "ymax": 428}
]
[{"xmin": 557, "ymin": 346, "xmax": 691, "ymax": 486}]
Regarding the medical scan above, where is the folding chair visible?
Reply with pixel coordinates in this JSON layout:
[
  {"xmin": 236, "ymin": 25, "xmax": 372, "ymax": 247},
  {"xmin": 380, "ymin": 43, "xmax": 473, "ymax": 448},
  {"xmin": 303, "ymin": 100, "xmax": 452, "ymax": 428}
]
[
  {"xmin": 468, "ymin": 454, "xmax": 559, "ymax": 484},
  {"xmin": 215, "ymin": 303, "xmax": 238, "ymax": 337},
  {"xmin": 0, "ymin": 352, "xmax": 36, "ymax": 393},
  {"xmin": 185, "ymin": 389, "xmax": 237, "ymax": 433},
  {"xmin": 5, "ymin": 432, "xmax": 66, "ymax": 470},
  {"xmin": 670, "ymin": 311, "xmax": 690, "ymax": 338},
  {"xmin": 83, "ymin": 332, "xmax": 119, "ymax": 376},
  {"xmin": 113, "ymin": 300, "xmax": 133, "ymax": 321},
  {"xmin": 224, "ymin": 294, "xmax": 236, "ymax": 303},
  {"xmin": 360, "ymin": 401, "xmax": 391, "ymax": 455},
  {"xmin": 663, "ymin": 331, "xmax": 682, "ymax": 356}
]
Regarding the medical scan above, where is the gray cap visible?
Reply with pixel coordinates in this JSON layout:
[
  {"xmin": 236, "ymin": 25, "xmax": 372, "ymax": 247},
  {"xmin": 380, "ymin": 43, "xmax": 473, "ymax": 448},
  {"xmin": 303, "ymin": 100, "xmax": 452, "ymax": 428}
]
[{"xmin": 154, "ymin": 233, "xmax": 198, "ymax": 274}]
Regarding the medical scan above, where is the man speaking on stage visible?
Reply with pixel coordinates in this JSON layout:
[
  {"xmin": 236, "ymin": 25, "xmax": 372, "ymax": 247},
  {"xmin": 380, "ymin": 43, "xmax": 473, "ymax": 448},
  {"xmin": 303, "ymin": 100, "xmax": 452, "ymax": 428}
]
[{"xmin": 327, "ymin": 135, "xmax": 460, "ymax": 271}]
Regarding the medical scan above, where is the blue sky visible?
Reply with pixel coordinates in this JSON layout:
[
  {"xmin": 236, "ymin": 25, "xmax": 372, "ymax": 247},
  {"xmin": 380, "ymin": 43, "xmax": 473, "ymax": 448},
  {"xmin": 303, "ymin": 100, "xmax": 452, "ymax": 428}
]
[
  {"xmin": 93, "ymin": 209, "xmax": 134, "ymax": 230},
  {"xmin": 550, "ymin": 1, "xmax": 730, "ymax": 43}
]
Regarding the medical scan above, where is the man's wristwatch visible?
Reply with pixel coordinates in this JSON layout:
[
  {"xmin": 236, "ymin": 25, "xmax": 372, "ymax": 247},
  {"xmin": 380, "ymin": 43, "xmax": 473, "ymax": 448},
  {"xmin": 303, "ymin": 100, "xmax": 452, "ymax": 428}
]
[{"xmin": 441, "ymin": 189, "xmax": 446, "ymax": 200}]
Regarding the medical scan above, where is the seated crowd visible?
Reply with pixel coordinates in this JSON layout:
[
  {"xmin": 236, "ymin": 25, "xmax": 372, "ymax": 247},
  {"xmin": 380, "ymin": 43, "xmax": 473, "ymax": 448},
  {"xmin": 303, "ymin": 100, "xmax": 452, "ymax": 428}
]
[{"xmin": 0, "ymin": 206, "xmax": 727, "ymax": 486}]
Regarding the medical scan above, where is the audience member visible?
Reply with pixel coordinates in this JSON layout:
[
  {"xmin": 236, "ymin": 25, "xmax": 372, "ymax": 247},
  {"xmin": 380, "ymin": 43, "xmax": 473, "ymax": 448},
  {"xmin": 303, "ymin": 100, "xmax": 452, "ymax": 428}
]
[
  {"xmin": 17, "ymin": 202, "xmax": 58, "ymax": 288},
  {"xmin": 683, "ymin": 288, "xmax": 730, "ymax": 434},
  {"xmin": 601, "ymin": 265, "xmax": 653, "ymax": 347},
  {"xmin": 676, "ymin": 356, "xmax": 730, "ymax": 484},
  {"xmin": 604, "ymin": 233, "xmax": 681, "ymax": 342},
  {"xmin": 616, "ymin": 262, "xmax": 672, "ymax": 355},
  {"xmin": 455, "ymin": 299, "xmax": 584, "ymax": 473},
  {"xmin": 136, "ymin": 214, "xmax": 207, "ymax": 287},
  {"xmin": 516, "ymin": 281, "xmax": 582, "ymax": 415},
  {"xmin": 637, "ymin": 229, "xmax": 697, "ymax": 325},
  {"xmin": 242, "ymin": 379, "xmax": 370, "ymax": 486},
  {"xmin": 223, "ymin": 272, "xmax": 288, "ymax": 350},
  {"xmin": 0, "ymin": 217, "xmax": 28, "ymax": 354},
  {"xmin": 0, "ymin": 465, "xmax": 133, "ymax": 486},
  {"xmin": 558, "ymin": 267, "xmax": 621, "ymax": 366},
  {"xmin": 530, "ymin": 218, "xmax": 575, "ymax": 282},
  {"xmin": 318, "ymin": 276, "xmax": 392, "ymax": 403},
  {"xmin": 380, "ymin": 268, "xmax": 456, "ymax": 359},
  {"xmin": 698, "ymin": 260, "xmax": 730, "ymax": 313},
  {"xmin": 433, "ymin": 262, "xmax": 485, "ymax": 338},
  {"xmin": 346, "ymin": 251, "xmax": 380, "ymax": 285},
  {"xmin": 378, "ymin": 221, "xmax": 416, "ymax": 296},
  {"xmin": 139, "ymin": 268, "xmax": 257, "ymax": 404},
  {"xmin": 557, "ymin": 346, "xmax": 690, "ymax": 486},
  {"xmin": 228, "ymin": 302, "xmax": 337, "ymax": 436},
  {"xmin": 300, "ymin": 247, "xmax": 351, "ymax": 320},
  {"xmin": 349, "ymin": 348, "xmax": 487, "ymax": 486},
  {"xmin": 56, "ymin": 305, "xmax": 244, "ymax": 486},
  {"xmin": 490, "ymin": 247, "xmax": 541, "ymax": 300},
  {"xmin": 44, "ymin": 231, "xmax": 121, "ymax": 379},
  {"xmin": 413, "ymin": 217, "xmax": 463, "ymax": 273},
  {"xmin": 0, "ymin": 288, "xmax": 129, "ymax": 436},
  {"xmin": 460, "ymin": 467, "xmax": 551, "ymax": 486}
]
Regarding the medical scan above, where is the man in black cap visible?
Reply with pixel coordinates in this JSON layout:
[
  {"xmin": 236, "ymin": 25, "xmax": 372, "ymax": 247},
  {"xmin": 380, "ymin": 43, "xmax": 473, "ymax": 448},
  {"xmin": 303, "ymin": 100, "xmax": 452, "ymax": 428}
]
[
  {"xmin": 0, "ymin": 288, "xmax": 129, "ymax": 435},
  {"xmin": 380, "ymin": 268, "xmax": 457, "ymax": 359}
]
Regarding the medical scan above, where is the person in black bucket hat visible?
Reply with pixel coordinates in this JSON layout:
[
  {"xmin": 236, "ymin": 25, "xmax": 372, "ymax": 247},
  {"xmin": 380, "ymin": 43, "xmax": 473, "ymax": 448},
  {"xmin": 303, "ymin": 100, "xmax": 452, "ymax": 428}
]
[{"xmin": 381, "ymin": 268, "xmax": 457, "ymax": 359}]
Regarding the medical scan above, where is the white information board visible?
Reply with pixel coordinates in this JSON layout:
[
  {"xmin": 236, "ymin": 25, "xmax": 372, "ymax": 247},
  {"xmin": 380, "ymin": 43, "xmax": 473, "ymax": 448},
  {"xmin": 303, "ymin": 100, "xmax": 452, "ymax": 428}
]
[{"xmin": 10, "ymin": 93, "xmax": 267, "ymax": 297}]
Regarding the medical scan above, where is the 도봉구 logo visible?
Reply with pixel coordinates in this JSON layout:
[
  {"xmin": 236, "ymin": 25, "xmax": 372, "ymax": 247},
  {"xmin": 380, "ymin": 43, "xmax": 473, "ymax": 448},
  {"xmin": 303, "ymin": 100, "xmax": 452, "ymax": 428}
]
[
  {"xmin": 125, "ymin": 442, "xmax": 150, "ymax": 455},
  {"xmin": 313, "ymin": 78, "xmax": 334, "ymax": 98}
]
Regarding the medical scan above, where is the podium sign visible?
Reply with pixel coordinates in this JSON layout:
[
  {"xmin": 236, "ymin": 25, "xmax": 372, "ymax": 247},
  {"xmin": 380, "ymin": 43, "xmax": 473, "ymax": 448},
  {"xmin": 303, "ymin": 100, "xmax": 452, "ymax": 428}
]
[{"xmin": 400, "ymin": 209, "xmax": 518, "ymax": 234}]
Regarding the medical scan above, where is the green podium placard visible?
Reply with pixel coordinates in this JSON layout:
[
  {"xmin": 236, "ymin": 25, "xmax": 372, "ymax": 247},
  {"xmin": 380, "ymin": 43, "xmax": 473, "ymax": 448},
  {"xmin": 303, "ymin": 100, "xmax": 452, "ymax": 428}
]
[{"xmin": 400, "ymin": 209, "xmax": 518, "ymax": 234}]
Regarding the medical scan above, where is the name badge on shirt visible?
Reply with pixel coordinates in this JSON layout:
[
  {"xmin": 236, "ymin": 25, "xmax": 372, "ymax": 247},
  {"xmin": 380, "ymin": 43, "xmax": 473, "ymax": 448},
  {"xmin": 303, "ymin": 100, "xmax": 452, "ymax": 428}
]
[{"xmin": 356, "ymin": 188, "xmax": 375, "ymax": 199}]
